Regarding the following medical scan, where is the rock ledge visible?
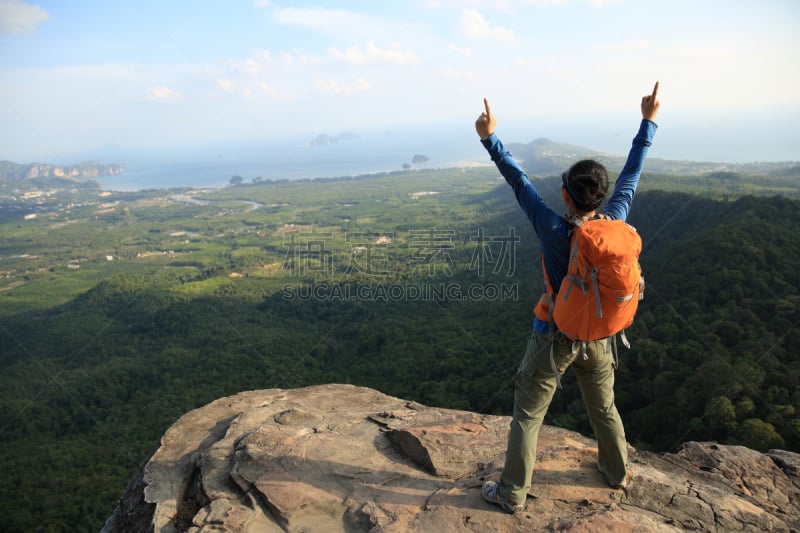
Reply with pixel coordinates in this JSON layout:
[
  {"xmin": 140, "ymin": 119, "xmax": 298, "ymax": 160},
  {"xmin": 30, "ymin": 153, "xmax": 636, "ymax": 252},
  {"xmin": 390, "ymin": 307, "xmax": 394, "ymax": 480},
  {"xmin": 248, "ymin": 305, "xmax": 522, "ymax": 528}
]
[{"xmin": 103, "ymin": 384, "xmax": 800, "ymax": 532}]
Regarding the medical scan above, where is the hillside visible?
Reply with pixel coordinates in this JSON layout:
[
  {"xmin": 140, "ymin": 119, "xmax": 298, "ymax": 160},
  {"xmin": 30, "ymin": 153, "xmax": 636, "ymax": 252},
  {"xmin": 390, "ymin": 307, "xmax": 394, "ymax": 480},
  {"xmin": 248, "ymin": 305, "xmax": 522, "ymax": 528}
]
[{"xmin": 0, "ymin": 166, "xmax": 798, "ymax": 531}]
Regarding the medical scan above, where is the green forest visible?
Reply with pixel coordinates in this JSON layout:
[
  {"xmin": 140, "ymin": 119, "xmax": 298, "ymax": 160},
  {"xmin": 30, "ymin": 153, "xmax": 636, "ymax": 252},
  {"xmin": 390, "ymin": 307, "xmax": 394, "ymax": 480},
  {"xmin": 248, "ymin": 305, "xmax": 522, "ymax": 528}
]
[{"xmin": 1, "ymin": 163, "xmax": 798, "ymax": 531}]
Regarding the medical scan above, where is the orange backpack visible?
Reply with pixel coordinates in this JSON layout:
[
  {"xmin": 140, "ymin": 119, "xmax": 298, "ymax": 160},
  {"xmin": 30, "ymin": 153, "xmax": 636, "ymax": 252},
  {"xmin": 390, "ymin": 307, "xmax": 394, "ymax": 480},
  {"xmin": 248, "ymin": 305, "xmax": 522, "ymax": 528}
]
[{"xmin": 537, "ymin": 215, "xmax": 643, "ymax": 342}]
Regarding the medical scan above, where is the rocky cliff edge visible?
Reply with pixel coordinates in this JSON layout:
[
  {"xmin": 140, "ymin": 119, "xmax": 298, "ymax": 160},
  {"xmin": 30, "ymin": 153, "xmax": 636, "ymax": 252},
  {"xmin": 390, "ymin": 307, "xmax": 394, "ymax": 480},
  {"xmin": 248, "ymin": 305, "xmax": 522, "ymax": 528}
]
[{"xmin": 103, "ymin": 384, "xmax": 800, "ymax": 532}]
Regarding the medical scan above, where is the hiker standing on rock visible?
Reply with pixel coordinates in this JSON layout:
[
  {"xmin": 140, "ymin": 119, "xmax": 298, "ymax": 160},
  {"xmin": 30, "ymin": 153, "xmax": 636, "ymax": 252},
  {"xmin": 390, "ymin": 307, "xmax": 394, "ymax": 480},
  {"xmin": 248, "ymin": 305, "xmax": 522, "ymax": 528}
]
[{"xmin": 475, "ymin": 82, "xmax": 661, "ymax": 513}]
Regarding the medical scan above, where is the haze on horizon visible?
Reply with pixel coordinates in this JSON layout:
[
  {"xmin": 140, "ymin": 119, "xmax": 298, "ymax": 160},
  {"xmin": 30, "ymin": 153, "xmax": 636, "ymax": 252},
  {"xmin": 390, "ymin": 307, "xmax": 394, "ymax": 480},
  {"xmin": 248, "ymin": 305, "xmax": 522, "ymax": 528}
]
[{"xmin": 1, "ymin": 0, "xmax": 799, "ymax": 164}]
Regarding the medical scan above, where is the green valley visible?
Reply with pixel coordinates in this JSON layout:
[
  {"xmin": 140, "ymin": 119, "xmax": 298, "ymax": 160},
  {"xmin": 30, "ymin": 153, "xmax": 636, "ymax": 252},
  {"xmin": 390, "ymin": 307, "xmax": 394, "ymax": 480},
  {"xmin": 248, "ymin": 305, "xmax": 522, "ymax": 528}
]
[{"xmin": 1, "ymin": 161, "xmax": 798, "ymax": 531}]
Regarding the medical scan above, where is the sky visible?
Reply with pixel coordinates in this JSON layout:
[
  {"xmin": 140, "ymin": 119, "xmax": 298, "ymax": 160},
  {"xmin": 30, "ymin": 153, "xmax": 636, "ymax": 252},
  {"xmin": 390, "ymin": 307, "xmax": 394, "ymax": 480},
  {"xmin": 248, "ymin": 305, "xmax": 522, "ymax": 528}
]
[{"xmin": 1, "ymin": 0, "xmax": 799, "ymax": 163}]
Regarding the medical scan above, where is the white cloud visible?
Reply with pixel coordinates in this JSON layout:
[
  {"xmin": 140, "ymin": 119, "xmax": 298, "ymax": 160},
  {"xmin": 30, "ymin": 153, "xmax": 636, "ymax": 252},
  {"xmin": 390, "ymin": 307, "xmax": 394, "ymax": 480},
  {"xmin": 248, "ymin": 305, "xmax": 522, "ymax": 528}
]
[
  {"xmin": 214, "ymin": 77, "xmax": 259, "ymax": 98},
  {"xmin": 515, "ymin": 54, "xmax": 576, "ymax": 77},
  {"xmin": 520, "ymin": 0, "xmax": 568, "ymax": 6},
  {"xmin": 274, "ymin": 7, "xmax": 379, "ymax": 37},
  {"xmin": 448, "ymin": 43, "xmax": 473, "ymax": 57},
  {"xmin": 593, "ymin": 39, "xmax": 650, "ymax": 54},
  {"xmin": 253, "ymin": 0, "xmax": 270, "ymax": 8},
  {"xmin": 256, "ymin": 80, "xmax": 302, "ymax": 102},
  {"xmin": 271, "ymin": 6, "xmax": 423, "ymax": 44},
  {"xmin": 223, "ymin": 49, "xmax": 321, "ymax": 81},
  {"xmin": 278, "ymin": 50, "xmax": 322, "ymax": 68},
  {"xmin": 426, "ymin": 0, "xmax": 565, "ymax": 10},
  {"xmin": 442, "ymin": 68, "xmax": 477, "ymax": 79},
  {"xmin": 280, "ymin": 52, "xmax": 295, "ymax": 67},
  {"xmin": 216, "ymin": 78, "xmax": 234, "ymax": 92},
  {"xmin": 259, "ymin": 82, "xmax": 279, "ymax": 98},
  {"xmin": 145, "ymin": 85, "xmax": 182, "ymax": 103},
  {"xmin": 0, "ymin": 0, "xmax": 50, "ymax": 34},
  {"xmin": 587, "ymin": 0, "xmax": 624, "ymax": 7},
  {"xmin": 242, "ymin": 58, "xmax": 262, "ymax": 76},
  {"xmin": 314, "ymin": 76, "xmax": 372, "ymax": 95},
  {"xmin": 460, "ymin": 9, "xmax": 516, "ymax": 42},
  {"xmin": 328, "ymin": 41, "xmax": 419, "ymax": 66}
]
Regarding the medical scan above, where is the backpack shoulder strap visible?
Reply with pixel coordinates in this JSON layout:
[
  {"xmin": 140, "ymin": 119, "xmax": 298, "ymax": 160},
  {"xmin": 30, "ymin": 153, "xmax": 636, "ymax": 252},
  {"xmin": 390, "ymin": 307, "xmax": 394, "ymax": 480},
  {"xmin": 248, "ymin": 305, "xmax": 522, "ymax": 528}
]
[{"xmin": 566, "ymin": 212, "xmax": 613, "ymax": 228}]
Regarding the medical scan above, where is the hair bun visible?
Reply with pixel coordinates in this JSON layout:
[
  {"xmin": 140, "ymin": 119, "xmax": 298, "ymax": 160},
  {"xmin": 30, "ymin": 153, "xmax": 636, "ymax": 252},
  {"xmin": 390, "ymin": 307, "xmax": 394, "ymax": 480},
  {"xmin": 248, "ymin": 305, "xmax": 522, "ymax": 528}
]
[{"xmin": 565, "ymin": 160, "xmax": 610, "ymax": 212}]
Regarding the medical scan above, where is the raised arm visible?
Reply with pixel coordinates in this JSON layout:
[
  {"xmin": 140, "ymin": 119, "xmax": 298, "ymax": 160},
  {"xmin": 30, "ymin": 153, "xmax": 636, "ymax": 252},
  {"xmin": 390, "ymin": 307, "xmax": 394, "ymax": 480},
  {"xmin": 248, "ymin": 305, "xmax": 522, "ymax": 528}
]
[
  {"xmin": 475, "ymin": 98, "xmax": 562, "ymax": 238},
  {"xmin": 475, "ymin": 97, "xmax": 496, "ymax": 140},
  {"xmin": 641, "ymin": 81, "xmax": 660, "ymax": 122},
  {"xmin": 603, "ymin": 82, "xmax": 661, "ymax": 221}
]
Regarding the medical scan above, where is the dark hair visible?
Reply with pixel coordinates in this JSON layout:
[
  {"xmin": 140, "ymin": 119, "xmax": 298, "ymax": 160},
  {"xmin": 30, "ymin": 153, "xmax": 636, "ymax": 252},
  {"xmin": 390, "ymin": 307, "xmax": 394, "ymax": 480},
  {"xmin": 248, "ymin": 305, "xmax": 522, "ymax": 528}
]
[{"xmin": 562, "ymin": 159, "xmax": 609, "ymax": 212}]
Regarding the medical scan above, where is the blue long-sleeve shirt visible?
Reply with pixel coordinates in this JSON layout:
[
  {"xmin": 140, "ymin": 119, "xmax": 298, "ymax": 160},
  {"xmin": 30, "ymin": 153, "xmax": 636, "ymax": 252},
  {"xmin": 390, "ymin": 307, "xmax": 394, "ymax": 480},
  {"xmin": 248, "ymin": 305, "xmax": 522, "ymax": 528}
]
[{"xmin": 480, "ymin": 119, "xmax": 658, "ymax": 333}]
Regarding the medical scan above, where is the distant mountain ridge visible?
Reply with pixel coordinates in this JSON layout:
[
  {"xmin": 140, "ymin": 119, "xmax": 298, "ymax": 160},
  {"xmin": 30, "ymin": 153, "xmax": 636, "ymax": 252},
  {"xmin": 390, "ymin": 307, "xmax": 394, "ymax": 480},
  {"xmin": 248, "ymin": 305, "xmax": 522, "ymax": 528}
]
[{"xmin": 507, "ymin": 137, "xmax": 799, "ymax": 178}]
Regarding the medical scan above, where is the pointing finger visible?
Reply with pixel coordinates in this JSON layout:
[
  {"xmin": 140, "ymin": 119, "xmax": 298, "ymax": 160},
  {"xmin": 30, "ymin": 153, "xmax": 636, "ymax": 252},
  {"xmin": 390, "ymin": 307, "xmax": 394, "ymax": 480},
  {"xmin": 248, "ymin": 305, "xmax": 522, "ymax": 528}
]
[
  {"xmin": 651, "ymin": 81, "xmax": 659, "ymax": 99},
  {"xmin": 483, "ymin": 97, "xmax": 492, "ymax": 117}
]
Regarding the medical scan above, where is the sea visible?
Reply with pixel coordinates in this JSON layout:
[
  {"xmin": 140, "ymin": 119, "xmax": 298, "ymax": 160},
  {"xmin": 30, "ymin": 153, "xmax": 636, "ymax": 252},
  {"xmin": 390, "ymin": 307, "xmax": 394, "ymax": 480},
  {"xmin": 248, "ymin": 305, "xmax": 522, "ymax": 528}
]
[
  {"xmin": 92, "ymin": 114, "xmax": 799, "ymax": 192},
  {"xmin": 95, "ymin": 126, "xmax": 490, "ymax": 192}
]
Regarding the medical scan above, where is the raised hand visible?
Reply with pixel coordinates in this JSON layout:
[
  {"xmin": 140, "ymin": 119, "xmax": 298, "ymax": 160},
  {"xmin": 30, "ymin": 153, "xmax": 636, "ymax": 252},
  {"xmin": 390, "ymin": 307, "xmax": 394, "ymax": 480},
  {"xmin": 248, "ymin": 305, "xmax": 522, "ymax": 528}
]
[
  {"xmin": 475, "ymin": 97, "xmax": 496, "ymax": 139},
  {"xmin": 641, "ymin": 81, "xmax": 660, "ymax": 122}
]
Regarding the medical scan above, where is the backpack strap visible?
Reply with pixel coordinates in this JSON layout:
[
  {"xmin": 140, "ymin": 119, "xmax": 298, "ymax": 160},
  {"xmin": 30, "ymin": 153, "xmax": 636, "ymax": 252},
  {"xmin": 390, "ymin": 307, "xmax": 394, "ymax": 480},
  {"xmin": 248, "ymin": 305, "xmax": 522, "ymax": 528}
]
[
  {"xmin": 589, "ymin": 266, "xmax": 602, "ymax": 317},
  {"xmin": 610, "ymin": 335, "xmax": 619, "ymax": 369},
  {"xmin": 619, "ymin": 330, "xmax": 631, "ymax": 349},
  {"xmin": 561, "ymin": 239, "xmax": 587, "ymax": 301},
  {"xmin": 549, "ymin": 339, "xmax": 584, "ymax": 390},
  {"xmin": 549, "ymin": 342, "xmax": 562, "ymax": 389},
  {"xmin": 579, "ymin": 341, "xmax": 588, "ymax": 360},
  {"xmin": 609, "ymin": 330, "xmax": 631, "ymax": 370},
  {"xmin": 549, "ymin": 337, "xmax": 589, "ymax": 390},
  {"xmin": 566, "ymin": 212, "xmax": 611, "ymax": 226}
]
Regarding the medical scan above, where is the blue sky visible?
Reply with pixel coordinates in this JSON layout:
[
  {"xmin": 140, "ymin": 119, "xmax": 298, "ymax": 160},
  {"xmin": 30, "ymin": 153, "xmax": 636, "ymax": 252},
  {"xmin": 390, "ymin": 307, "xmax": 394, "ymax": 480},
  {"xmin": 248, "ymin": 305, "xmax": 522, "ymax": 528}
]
[{"xmin": 1, "ymin": 0, "xmax": 799, "ymax": 162}]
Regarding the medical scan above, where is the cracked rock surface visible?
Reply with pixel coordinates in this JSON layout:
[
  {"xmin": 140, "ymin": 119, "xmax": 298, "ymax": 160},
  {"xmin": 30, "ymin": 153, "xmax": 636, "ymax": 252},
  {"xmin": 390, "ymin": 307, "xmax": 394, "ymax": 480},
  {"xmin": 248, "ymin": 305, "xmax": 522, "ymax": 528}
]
[{"xmin": 103, "ymin": 384, "xmax": 800, "ymax": 532}]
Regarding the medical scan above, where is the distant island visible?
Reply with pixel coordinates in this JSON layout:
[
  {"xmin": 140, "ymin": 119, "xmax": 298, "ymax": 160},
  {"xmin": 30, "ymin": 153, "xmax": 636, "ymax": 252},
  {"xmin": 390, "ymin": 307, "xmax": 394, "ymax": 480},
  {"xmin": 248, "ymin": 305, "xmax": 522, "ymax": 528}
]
[
  {"xmin": 0, "ymin": 160, "xmax": 126, "ymax": 181},
  {"xmin": 309, "ymin": 131, "xmax": 360, "ymax": 147},
  {"xmin": 402, "ymin": 154, "xmax": 432, "ymax": 171},
  {"xmin": 0, "ymin": 160, "xmax": 126, "ymax": 192}
]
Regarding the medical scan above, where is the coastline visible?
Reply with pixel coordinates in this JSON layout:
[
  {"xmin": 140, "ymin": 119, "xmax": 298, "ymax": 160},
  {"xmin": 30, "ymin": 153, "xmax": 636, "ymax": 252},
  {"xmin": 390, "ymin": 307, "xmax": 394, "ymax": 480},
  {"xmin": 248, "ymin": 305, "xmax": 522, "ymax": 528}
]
[{"xmin": 95, "ymin": 150, "xmax": 491, "ymax": 192}]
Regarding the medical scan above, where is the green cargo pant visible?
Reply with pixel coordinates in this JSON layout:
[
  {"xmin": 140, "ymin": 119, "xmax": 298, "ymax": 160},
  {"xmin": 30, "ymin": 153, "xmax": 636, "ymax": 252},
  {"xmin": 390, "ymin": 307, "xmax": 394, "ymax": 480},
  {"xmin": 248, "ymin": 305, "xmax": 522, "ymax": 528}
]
[{"xmin": 498, "ymin": 332, "xmax": 627, "ymax": 505}]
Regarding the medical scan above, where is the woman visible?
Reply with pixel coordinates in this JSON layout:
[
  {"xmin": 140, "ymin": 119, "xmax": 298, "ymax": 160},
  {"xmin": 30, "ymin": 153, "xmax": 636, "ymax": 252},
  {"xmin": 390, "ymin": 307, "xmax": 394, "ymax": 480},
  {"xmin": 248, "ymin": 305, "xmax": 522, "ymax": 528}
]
[{"xmin": 475, "ymin": 82, "xmax": 661, "ymax": 513}]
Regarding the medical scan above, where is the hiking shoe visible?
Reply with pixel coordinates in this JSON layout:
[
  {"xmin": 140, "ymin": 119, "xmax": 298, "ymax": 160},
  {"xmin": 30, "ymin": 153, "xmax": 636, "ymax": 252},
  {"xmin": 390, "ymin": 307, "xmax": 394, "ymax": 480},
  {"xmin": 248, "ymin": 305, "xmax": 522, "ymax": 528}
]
[
  {"xmin": 481, "ymin": 480, "xmax": 523, "ymax": 514},
  {"xmin": 598, "ymin": 463, "xmax": 629, "ymax": 490}
]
